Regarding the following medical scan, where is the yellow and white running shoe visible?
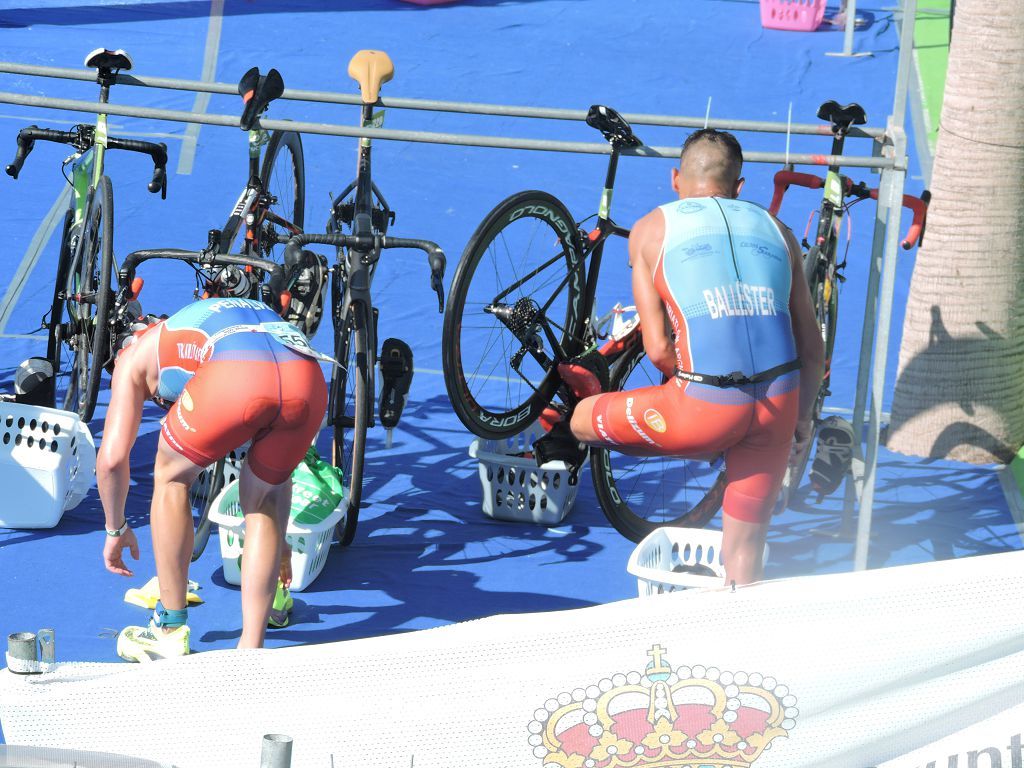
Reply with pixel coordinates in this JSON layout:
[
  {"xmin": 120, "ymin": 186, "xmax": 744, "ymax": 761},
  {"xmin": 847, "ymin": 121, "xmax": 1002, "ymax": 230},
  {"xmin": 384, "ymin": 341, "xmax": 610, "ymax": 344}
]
[{"xmin": 116, "ymin": 621, "xmax": 190, "ymax": 662}]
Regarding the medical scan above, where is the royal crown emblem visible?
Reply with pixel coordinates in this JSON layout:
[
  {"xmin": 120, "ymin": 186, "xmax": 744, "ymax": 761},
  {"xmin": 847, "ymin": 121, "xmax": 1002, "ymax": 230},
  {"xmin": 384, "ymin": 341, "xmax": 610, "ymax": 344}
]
[{"xmin": 528, "ymin": 645, "xmax": 798, "ymax": 768}]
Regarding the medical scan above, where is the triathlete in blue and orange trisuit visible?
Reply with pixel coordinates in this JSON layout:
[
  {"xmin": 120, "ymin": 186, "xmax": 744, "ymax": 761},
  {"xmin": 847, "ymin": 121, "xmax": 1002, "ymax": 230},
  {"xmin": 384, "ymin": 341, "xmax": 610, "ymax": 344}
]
[
  {"xmin": 97, "ymin": 296, "xmax": 328, "ymax": 659},
  {"xmin": 567, "ymin": 129, "xmax": 824, "ymax": 585}
]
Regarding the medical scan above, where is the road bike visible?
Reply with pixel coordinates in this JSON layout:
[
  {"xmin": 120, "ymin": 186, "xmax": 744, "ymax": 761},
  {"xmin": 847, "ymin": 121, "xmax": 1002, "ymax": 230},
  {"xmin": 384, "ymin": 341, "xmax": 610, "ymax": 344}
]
[
  {"xmin": 5, "ymin": 48, "xmax": 168, "ymax": 421},
  {"xmin": 209, "ymin": 65, "xmax": 304, "ymax": 266},
  {"xmin": 279, "ymin": 50, "xmax": 446, "ymax": 547},
  {"xmin": 769, "ymin": 100, "xmax": 927, "ymax": 510},
  {"xmin": 98, "ymin": 66, "xmax": 305, "ymax": 561},
  {"xmin": 442, "ymin": 104, "xmax": 728, "ymax": 542}
]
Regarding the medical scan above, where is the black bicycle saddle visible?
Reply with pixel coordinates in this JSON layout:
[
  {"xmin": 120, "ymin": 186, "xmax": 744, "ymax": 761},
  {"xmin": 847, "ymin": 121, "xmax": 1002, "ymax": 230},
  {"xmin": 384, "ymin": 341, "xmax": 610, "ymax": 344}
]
[
  {"xmin": 84, "ymin": 48, "xmax": 133, "ymax": 72},
  {"xmin": 816, "ymin": 100, "xmax": 867, "ymax": 134},
  {"xmin": 238, "ymin": 67, "xmax": 285, "ymax": 131},
  {"xmin": 586, "ymin": 104, "xmax": 642, "ymax": 148}
]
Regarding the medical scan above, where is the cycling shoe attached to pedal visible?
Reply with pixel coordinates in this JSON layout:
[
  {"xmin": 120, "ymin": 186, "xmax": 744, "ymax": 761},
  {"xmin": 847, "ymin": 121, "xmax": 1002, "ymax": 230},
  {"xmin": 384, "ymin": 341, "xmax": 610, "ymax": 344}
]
[
  {"xmin": 533, "ymin": 421, "xmax": 587, "ymax": 469},
  {"xmin": 809, "ymin": 415, "xmax": 854, "ymax": 497},
  {"xmin": 557, "ymin": 349, "xmax": 610, "ymax": 400},
  {"xmin": 379, "ymin": 338, "xmax": 413, "ymax": 445}
]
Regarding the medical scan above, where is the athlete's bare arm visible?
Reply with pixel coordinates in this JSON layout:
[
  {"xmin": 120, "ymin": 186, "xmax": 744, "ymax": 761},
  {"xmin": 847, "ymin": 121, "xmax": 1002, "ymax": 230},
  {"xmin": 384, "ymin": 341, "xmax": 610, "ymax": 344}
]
[
  {"xmin": 96, "ymin": 333, "xmax": 154, "ymax": 537},
  {"xmin": 629, "ymin": 209, "xmax": 674, "ymax": 378},
  {"xmin": 778, "ymin": 222, "xmax": 825, "ymax": 426}
]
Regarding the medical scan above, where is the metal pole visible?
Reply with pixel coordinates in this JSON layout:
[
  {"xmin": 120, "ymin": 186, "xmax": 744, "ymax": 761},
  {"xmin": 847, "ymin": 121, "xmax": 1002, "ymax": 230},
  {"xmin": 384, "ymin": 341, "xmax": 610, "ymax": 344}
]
[
  {"xmin": 0, "ymin": 60, "xmax": 884, "ymax": 139},
  {"xmin": 851, "ymin": 143, "xmax": 890, "ymax": 449},
  {"xmin": 891, "ymin": 0, "xmax": 918, "ymax": 127},
  {"xmin": 0, "ymin": 90, "xmax": 897, "ymax": 167},
  {"xmin": 843, "ymin": 0, "xmax": 858, "ymax": 55},
  {"xmin": 854, "ymin": 133, "xmax": 908, "ymax": 571},
  {"xmin": 851, "ymin": 0, "xmax": 916, "ymax": 569},
  {"xmin": 826, "ymin": 0, "xmax": 872, "ymax": 58},
  {"xmin": 260, "ymin": 735, "xmax": 293, "ymax": 768}
]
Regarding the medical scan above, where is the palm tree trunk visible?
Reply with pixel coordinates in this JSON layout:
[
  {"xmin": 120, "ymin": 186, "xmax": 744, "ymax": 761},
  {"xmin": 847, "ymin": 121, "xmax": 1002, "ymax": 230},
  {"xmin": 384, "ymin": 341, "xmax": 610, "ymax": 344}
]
[{"xmin": 887, "ymin": 0, "xmax": 1024, "ymax": 464}]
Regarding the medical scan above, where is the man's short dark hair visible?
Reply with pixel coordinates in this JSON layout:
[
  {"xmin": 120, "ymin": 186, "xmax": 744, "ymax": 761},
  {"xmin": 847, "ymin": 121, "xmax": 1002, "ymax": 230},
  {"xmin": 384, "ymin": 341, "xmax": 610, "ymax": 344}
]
[{"xmin": 680, "ymin": 128, "xmax": 744, "ymax": 168}]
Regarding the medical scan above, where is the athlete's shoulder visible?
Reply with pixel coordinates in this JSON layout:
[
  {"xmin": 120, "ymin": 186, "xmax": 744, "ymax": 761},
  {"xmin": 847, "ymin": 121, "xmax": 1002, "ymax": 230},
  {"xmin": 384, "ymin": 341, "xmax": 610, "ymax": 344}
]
[
  {"xmin": 630, "ymin": 207, "xmax": 666, "ymax": 263},
  {"xmin": 631, "ymin": 206, "xmax": 665, "ymax": 238}
]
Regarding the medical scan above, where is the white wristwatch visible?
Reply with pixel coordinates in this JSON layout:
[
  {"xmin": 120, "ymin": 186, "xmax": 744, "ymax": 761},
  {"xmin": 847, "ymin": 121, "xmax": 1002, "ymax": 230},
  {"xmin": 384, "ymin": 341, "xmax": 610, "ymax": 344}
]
[{"xmin": 105, "ymin": 519, "xmax": 129, "ymax": 537}]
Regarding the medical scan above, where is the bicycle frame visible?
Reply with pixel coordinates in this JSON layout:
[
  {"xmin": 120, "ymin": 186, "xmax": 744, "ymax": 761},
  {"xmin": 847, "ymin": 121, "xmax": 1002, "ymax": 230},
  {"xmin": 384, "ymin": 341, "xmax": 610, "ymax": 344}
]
[
  {"xmin": 325, "ymin": 99, "xmax": 395, "ymax": 415},
  {"xmin": 492, "ymin": 147, "xmax": 632, "ymax": 387},
  {"xmin": 580, "ymin": 147, "xmax": 633, "ymax": 336},
  {"xmin": 216, "ymin": 128, "xmax": 302, "ymax": 257}
]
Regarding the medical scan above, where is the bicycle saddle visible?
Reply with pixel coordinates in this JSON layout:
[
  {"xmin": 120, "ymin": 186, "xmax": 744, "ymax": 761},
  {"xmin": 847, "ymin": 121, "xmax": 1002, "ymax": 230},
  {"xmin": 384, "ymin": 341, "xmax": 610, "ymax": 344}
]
[
  {"xmin": 84, "ymin": 48, "xmax": 133, "ymax": 72},
  {"xmin": 348, "ymin": 50, "xmax": 394, "ymax": 105},
  {"xmin": 238, "ymin": 67, "xmax": 285, "ymax": 131},
  {"xmin": 586, "ymin": 105, "xmax": 642, "ymax": 149},
  {"xmin": 816, "ymin": 100, "xmax": 867, "ymax": 134}
]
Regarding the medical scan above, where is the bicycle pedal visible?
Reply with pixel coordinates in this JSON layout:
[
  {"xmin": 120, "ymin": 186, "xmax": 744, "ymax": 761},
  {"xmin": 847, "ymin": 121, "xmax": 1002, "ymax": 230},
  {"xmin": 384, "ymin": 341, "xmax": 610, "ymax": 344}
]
[{"xmin": 378, "ymin": 338, "xmax": 413, "ymax": 430}]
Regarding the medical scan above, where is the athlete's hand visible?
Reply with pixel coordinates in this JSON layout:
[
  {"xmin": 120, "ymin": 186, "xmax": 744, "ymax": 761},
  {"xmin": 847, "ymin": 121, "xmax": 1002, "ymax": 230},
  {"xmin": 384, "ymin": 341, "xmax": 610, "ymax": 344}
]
[
  {"xmin": 279, "ymin": 543, "xmax": 292, "ymax": 589},
  {"xmin": 104, "ymin": 527, "xmax": 140, "ymax": 577},
  {"xmin": 790, "ymin": 418, "xmax": 814, "ymax": 465}
]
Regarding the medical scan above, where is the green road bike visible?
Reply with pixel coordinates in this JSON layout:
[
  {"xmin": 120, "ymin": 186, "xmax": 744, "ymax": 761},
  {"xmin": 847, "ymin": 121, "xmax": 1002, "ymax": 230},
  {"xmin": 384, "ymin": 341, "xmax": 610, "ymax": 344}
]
[
  {"xmin": 5, "ymin": 48, "xmax": 168, "ymax": 421},
  {"xmin": 769, "ymin": 100, "xmax": 928, "ymax": 510}
]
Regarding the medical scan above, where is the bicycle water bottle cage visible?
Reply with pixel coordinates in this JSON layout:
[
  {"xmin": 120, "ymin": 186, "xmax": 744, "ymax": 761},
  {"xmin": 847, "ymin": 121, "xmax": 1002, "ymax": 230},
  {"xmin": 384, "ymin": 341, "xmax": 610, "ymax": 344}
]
[
  {"xmin": 816, "ymin": 100, "xmax": 866, "ymax": 136},
  {"xmin": 379, "ymin": 338, "xmax": 413, "ymax": 430},
  {"xmin": 238, "ymin": 67, "xmax": 285, "ymax": 131},
  {"xmin": 85, "ymin": 48, "xmax": 132, "ymax": 84},
  {"xmin": 586, "ymin": 105, "xmax": 642, "ymax": 149},
  {"xmin": 348, "ymin": 50, "xmax": 394, "ymax": 105}
]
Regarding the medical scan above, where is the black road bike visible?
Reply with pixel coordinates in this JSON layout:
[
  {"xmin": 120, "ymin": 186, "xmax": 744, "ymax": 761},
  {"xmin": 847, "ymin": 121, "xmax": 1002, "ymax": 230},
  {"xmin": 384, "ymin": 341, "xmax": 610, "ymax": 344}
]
[
  {"xmin": 280, "ymin": 50, "xmax": 446, "ymax": 546},
  {"xmin": 442, "ymin": 105, "xmax": 727, "ymax": 542},
  {"xmin": 99, "ymin": 66, "xmax": 305, "ymax": 561},
  {"xmin": 5, "ymin": 48, "xmax": 168, "ymax": 421}
]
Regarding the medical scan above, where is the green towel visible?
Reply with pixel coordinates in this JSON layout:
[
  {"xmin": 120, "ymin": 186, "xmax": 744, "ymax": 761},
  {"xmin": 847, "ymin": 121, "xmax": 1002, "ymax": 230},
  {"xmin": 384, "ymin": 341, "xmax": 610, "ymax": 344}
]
[
  {"xmin": 290, "ymin": 446, "xmax": 344, "ymax": 526},
  {"xmin": 218, "ymin": 446, "xmax": 344, "ymax": 526}
]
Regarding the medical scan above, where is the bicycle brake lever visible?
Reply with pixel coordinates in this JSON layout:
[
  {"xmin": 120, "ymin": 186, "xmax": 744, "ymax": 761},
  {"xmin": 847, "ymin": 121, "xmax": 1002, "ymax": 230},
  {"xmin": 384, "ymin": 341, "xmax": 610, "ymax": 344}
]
[{"xmin": 432, "ymin": 273, "xmax": 445, "ymax": 313}]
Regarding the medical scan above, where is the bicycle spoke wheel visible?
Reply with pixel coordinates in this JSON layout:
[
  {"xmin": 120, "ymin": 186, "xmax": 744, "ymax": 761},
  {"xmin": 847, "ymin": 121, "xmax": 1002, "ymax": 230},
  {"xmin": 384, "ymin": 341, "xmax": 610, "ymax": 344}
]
[
  {"xmin": 591, "ymin": 342, "xmax": 727, "ymax": 543},
  {"xmin": 50, "ymin": 176, "xmax": 114, "ymax": 421},
  {"xmin": 189, "ymin": 459, "xmax": 225, "ymax": 562},
  {"xmin": 259, "ymin": 130, "xmax": 305, "ymax": 261},
  {"xmin": 329, "ymin": 301, "xmax": 369, "ymax": 546},
  {"xmin": 442, "ymin": 190, "xmax": 586, "ymax": 440}
]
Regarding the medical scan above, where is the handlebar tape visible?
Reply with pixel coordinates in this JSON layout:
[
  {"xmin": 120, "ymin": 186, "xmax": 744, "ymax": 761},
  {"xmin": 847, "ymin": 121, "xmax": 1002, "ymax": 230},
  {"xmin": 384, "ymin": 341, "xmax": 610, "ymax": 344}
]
[{"xmin": 768, "ymin": 170, "xmax": 824, "ymax": 216}]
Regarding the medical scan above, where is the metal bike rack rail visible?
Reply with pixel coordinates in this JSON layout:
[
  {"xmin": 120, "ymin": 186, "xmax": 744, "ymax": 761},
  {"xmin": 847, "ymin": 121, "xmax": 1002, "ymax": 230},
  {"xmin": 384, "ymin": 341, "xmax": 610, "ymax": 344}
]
[
  {"xmin": 0, "ymin": 89, "xmax": 894, "ymax": 167},
  {"xmin": 0, "ymin": 59, "xmax": 885, "ymax": 139},
  {"xmin": 0, "ymin": 0, "xmax": 919, "ymax": 572}
]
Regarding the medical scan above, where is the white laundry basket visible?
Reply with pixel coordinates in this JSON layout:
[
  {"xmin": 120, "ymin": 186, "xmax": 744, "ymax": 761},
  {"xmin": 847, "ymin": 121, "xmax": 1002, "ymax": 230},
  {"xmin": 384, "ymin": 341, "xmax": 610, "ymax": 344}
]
[
  {"xmin": 0, "ymin": 402, "xmax": 95, "ymax": 528},
  {"xmin": 469, "ymin": 422, "xmax": 580, "ymax": 525},
  {"xmin": 207, "ymin": 479, "xmax": 345, "ymax": 592},
  {"xmin": 627, "ymin": 527, "xmax": 770, "ymax": 596}
]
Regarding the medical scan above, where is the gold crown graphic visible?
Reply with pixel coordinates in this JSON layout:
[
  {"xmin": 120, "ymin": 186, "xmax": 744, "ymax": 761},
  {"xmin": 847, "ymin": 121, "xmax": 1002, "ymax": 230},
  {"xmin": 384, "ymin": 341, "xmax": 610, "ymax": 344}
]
[{"xmin": 528, "ymin": 645, "xmax": 797, "ymax": 768}]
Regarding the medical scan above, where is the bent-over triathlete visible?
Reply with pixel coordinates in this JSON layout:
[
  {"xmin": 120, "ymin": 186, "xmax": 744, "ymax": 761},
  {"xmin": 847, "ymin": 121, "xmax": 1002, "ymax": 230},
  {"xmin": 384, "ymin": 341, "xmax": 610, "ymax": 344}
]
[{"xmin": 96, "ymin": 297, "xmax": 328, "ymax": 660}]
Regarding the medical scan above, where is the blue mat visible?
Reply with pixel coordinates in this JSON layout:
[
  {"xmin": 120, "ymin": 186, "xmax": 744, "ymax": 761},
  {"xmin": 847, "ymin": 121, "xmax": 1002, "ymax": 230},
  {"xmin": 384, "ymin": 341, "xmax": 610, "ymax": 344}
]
[{"xmin": 0, "ymin": 0, "xmax": 1016, "ymax": 697}]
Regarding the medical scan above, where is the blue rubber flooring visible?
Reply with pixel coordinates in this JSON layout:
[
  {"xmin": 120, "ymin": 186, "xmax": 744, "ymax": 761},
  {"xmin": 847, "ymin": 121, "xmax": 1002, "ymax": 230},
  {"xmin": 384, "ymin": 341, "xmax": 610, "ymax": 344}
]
[{"xmin": 0, "ymin": 0, "xmax": 1017, "ymax": 704}]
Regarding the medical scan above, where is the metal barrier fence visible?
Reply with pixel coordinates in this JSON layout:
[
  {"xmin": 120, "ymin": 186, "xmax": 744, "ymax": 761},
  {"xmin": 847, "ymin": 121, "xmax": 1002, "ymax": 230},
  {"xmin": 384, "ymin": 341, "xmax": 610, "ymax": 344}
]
[{"xmin": 0, "ymin": 0, "xmax": 918, "ymax": 573}]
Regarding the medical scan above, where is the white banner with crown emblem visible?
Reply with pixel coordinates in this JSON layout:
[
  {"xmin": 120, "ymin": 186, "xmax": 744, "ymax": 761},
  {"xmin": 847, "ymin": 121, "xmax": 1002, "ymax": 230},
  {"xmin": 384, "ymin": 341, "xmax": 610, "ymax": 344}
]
[{"xmin": 1, "ymin": 550, "xmax": 1023, "ymax": 768}]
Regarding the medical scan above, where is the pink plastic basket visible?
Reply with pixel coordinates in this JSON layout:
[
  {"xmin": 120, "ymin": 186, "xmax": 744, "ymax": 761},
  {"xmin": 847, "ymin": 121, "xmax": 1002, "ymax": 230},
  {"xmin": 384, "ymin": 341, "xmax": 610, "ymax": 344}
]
[{"xmin": 759, "ymin": 0, "xmax": 826, "ymax": 31}]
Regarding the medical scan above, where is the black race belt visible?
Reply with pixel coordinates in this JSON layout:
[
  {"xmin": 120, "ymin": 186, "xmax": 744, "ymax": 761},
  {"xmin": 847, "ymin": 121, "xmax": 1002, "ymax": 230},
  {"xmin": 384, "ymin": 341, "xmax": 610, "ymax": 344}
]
[{"xmin": 674, "ymin": 358, "xmax": 801, "ymax": 388}]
